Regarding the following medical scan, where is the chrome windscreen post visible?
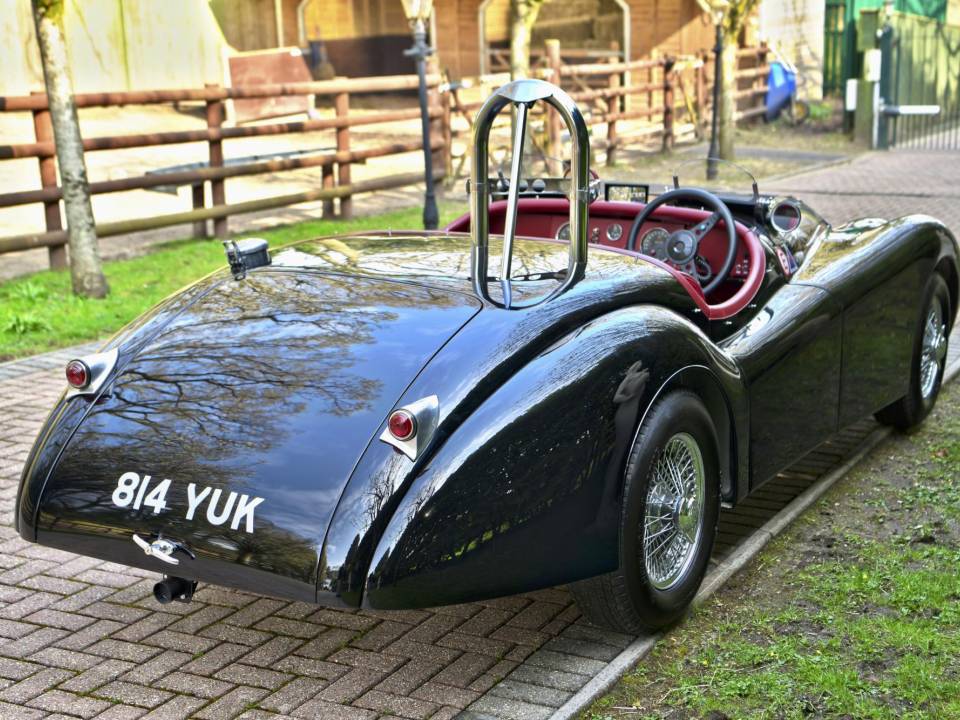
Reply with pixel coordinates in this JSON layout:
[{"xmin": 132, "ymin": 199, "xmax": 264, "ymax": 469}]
[{"xmin": 470, "ymin": 79, "xmax": 590, "ymax": 308}]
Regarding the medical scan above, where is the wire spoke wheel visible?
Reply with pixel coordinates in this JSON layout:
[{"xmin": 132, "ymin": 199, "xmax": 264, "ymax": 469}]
[
  {"xmin": 641, "ymin": 432, "xmax": 706, "ymax": 590},
  {"xmin": 920, "ymin": 302, "xmax": 947, "ymax": 400}
]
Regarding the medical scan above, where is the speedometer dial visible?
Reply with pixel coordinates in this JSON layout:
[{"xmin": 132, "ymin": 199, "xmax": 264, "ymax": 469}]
[{"xmin": 640, "ymin": 228, "xmax": 671, "ymax": 261}]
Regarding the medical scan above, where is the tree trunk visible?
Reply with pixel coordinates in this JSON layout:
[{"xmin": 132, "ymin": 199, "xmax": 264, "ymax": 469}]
[
  {"xmin": 718, "ymin": 38, "xmax": 738, "ymax": 161},
  {"xmin": 510, "ymin": 0, "xmax": 544, "ymax": 80},
  {"xmin": 32, "ymin": 0, "xmax": 108, "ymax": 298}
]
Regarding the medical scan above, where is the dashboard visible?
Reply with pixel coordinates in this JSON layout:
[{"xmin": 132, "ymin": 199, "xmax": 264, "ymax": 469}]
[{"xmin": 506, "ymin": 211, "xmax": 754, "ymax": 282}]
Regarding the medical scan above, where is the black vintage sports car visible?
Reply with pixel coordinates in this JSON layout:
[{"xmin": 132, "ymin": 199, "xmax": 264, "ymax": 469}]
[{"xmin": 15, "ymin": 81, "xmax": 958, "ymax": 632}]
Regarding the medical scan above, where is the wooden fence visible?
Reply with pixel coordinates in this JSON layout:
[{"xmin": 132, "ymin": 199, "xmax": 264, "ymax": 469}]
[{"xmin": 0, "ymin": 41, "xmax": 769, "ymax": 269}]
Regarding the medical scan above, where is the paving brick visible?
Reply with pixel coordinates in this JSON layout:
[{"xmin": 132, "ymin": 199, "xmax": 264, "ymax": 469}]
[
  {"xmin": 239, "ymin": 636, "xmax": 303, "ymax": 667},
  {"xmin": 91, "ymin": 705, "xmax": 149, "ymax": 720},
  {"xmin": 259, "ymin": 676, "xmax": 322, "ymax": 714},
  {"xmin": 456, "ymin": 608, "xmax": 513, "ymax": 638},
  {"xmin": 84, "ymin": 638, "xmax": 162, "ymax": 663},
  {"xmin": 215, "ymin": 663, "xmax": 292, "ymax": 690},
  {"xmin": 181, "ymin": 642, "xmax": 249, "ymax": 676},
  {"xmin": 60, "ymin": 659, "xmax": 137, "ymax": 694},
  {"xmin": 27, "ymin": 689, "xmax": 114, "ymax": 718},
  {"xmin": 432, "ymin": 652, "xmax": 495, "ymax": 688},
  {"xmin": 326, "ymin": 647, "xmax": 406, "ymax": 674},
  {"xmin": 252, "ymin": 616, "xmax": 323, "ymax": 640},
  {"xmin": 224, "ymin": 599, "xmax": 287, "ymax": 628},
  {"xmin": 524, "ymin": 648, "xmax": 607, "ymax": 676},
  {"xmin": 137, "ymin": 694, "xmax": 208, "ymax": 720},
  {"xmin": 0, "ymin": 657, "xmax": 42, "ymax": 680},
  {"xmin": 410, "ymin": 681, "xmax": 481, "ymax": 709},
  {"xmin": 120, "ymin": 649, "xmax": 192, "ymax": 685},
  {"xmin": 295, "ymin": 628, "xmax": 356, "ymax": 660},
  {"xmin": 112, "ymin": 611, "xmax": 179, "ymax": 642},
  {"xmin": 55, "ymin": 620, "xmax": 126, "ymax": 651},
  {"xmin": 274, "ymin": 654, "xmax": 349, "ymax": 681},
  {"xmin": 93, "ymin": 680, "xmax": 174, "ymax": 709},
  {"xmin": 152, "ymin": 670, "xmax": 234, "ymax": 699},
  {"xmin": 290, "ymin": 698, "xmax": 377, "ymax": 720},
  {"xmin": 0, "ymin": 666, "xmax": 73, "ymax": 703},
  {"xmin": 542, "ymin": 635, "xmax": 623, "ymax": 662},
  {"xmin": 467, "ymin": 694, "xmax": 555, "ymax": 720},
  {"xmin": 374, "ymin": 658, "xmax": 443, "ymax": 695},
  {"xmin": 506, "ymin": 601, "xmax": 565, "ymax": 631},
  {"xmin": 317, "ymin": 667, "xmax": 387, "ymax": 704},
  {"xmin": 23, "ymin": 608, "xmax": 97, "ymax": 631},
  {"xmin": 200, "ymin": 623, "xmax": 273, "ymax": 647},
  {"xmin": 167, "ymin": 604, "xmax": 234, "ymax": 635},
  {"xmin": 0, "ymin": 627, "xmax": 69, "ymax": 658},
  {"xmin": 193, "ymin": 685, "xmax": 269, "ymax": 720},
  {"xmin": 506, "ymin": 663, "xmax": 590, "ymax": 693},
  {"xmin": 306, "ymin": 610, "xmax": 378, "ymax": 632},
  {"xmin": 488, "ymin": 678, "xmax": 572, "ymax": 707},
  {"xmin": 29, "ymin": 647, "xmax": 102, "ymax": 674},
  {"xmin": 143, "ymin": 629, "xmax": 221, "ymax": 654},
  {"xmin": 0, "ymin": 699, "xmax": 45, "ymax": 720},
  {"xmin": 562, "ymin": 622, "xmax": 634, "ymax": 649},
  {"xmin": 347, "ymin": 619, "xmax": 410, "ymax": 651},
  {"xmin": 355, "ymin": 688, "xmax": 439, "ymax": 719}
]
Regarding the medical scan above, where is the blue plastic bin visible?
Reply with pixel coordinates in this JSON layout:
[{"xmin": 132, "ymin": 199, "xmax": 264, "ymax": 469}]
[{"xmin": 765, "ymin": 61, "xmax": 797, "ymax": 121}]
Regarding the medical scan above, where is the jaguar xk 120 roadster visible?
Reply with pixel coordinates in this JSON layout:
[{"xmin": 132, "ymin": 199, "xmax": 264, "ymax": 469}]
[{"xmin": 15, "ymin": 80, "xmax": 957, "ymax": 632}]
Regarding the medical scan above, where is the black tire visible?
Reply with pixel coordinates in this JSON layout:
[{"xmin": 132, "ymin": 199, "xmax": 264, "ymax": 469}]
[
  {"xmin": 571, "ymin": 390, "xmax": 720, "ymax": 633},
  {"xmin": 876, "ymin": 274, "xmax": 951, "ymax": 431}
]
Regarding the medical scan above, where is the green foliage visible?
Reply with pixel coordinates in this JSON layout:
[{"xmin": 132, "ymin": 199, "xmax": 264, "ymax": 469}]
[{"xmin": 0, "ymin": 203, "xmax": 461, "ymax": 360}]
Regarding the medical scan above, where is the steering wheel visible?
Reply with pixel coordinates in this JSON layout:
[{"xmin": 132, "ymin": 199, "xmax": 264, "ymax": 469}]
[{"xmin": 626, "ymin": 188, "xmax": 737, "ymax": 296}]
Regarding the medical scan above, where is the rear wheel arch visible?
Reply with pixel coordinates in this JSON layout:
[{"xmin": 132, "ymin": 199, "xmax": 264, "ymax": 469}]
[
  {"xmin": 651, "ymin": 366, "xmax": 739, "ymax": 505},
  {"xmin": 935, "ymin": 256, "xmax": 958, "ymax": 331}
]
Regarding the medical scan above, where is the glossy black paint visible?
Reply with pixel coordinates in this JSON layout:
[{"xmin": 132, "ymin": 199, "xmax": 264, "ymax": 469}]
[{"xmin": 14, "ymin": 212, "xmax": 959, "ymax": 611}]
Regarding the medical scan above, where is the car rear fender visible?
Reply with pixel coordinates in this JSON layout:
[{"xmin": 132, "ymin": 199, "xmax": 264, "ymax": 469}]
[{"xmin": 359, "ymin": 305, "xmax": 746, "ymax": 610}]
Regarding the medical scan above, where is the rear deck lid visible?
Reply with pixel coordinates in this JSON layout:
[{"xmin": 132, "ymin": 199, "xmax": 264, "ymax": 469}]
[{"xmin": 34, "ymin": 270, "xmax": 480, "ymax": 592}]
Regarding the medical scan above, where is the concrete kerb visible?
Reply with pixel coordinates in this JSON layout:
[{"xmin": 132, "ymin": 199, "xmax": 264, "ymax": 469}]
[{"xmin": 550, "ymin": 345, "xmax": 960, "ymax": 720}]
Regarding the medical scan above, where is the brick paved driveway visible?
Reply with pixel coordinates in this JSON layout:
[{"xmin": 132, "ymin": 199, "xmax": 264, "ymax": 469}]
[{"xmin": 1, "ymin": 148, "xmax": 959, "ymax": 720}]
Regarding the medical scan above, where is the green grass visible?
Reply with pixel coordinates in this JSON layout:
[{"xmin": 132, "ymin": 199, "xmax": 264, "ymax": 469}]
[
  {"xmin": 0, "ymin": 202, "xmax": 462, "ymax": 360},
  {"xmin": 583, "ymin": 382, "xmax": 960, "ymax": 720}
]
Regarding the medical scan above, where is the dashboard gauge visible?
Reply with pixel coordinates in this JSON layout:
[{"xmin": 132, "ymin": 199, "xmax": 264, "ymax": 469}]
[
  {"xmin": 770, "ymin": 201, "xmax": 802, "ymax": 234},
  {"xmin": 556, "ymin": 223, "xmax": 570, "ymax": 241},
  {"xmin": 640, "ymin": 227, "xmax": 671, "ymax": 260},
  {"xmin": 606, "ymin": 223, "xmax": 623, "ymax": 242}
]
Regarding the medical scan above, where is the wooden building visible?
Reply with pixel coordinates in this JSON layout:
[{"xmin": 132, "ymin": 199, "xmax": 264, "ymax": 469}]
[{"xmin": 239, "ymin": 0, "xmax": 719, "ymax": 80}]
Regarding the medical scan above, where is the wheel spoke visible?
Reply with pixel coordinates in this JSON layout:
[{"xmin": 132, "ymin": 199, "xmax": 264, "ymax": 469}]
[{"xmin": 641, "ymin": 433, "xmax": 707, "ymax": 590}]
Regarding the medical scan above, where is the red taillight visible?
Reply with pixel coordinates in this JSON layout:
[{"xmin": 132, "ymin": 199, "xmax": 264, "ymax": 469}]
[
  {"xmin": 388, "ymin": 410, "xmax": 417, "ymax": 441},
  {"xmin": 65, "ymin": 359, "xmax": 90, "ymax": 389}
]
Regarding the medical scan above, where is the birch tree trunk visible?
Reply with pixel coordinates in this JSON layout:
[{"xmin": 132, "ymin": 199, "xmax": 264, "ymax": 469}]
[
  {"xmin": 510, "ymin": 0, "xmax": 545, "ymax": 80},
  {"xmin": 718, "ymin": 41, "xmax": 739, "ymax": 160},
  {"xmin": 32, "ymin": 0, "xmax": 108, "ymax": 298}
]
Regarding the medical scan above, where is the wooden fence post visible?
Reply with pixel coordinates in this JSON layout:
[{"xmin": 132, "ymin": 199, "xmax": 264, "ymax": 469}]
[
  {"xmin": 205, "ymin": 83, "xmax": 227, "ymax": 238},
  {"xmin": 31, "ymin": 90, "xmax": 66, "ymax": 269},
  {"xmin": 696, "ymin": 52, "xmax": 707, "ymax": 136},
  {"xmin": 662, "ymin": 57, "xmax": 675, "ymax": 152},
  {"xmin": 545, "ymin": 39, "xmax": 563, "ymax": 175},
  {"xmin": 191, "ymin": 183, "xmax": 207, "ymax": 238},
  {"xmin": 335, "ymin": 91, "xmax": 351, "ymax": 219},
  {"xmin": 606, "ymin": 44, "xmax": 620, "ymax": 167},
  {"xmin": 442, "ymin": 88, "xmax": 453, "ymax": 184}
]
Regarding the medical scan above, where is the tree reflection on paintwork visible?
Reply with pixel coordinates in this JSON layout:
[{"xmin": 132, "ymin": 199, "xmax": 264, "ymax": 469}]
[{"xmin": 38, "ymin": 268, "xmax": 479, "ymax": 593}]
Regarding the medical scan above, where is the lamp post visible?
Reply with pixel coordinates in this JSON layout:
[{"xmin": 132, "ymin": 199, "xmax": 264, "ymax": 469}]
[
  {"xmin": 402, "ymin": 0, "xmax": 439, "ymax": 230},
  {"xmin": 706, "ymin": 13, "xmax": 723, "ymax": 180},
  {"xmin": 699, "ymin": 0, "xmax": 731, "ymax": 181}
]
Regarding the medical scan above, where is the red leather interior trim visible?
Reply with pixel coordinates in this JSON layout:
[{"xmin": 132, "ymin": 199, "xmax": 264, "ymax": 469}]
[{"xmin": 445, "ymin": 198, "xmax": 766, "ymax": 319}]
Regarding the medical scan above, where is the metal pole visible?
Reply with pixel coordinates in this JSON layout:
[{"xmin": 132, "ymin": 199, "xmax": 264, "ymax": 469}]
[
  {"xmin": 405, "ymin": 20, "xmax": 439, "ymax": 230},
  {"xmin": 707, "ymin": 21, "xmax": 722, "ymax": 180}
]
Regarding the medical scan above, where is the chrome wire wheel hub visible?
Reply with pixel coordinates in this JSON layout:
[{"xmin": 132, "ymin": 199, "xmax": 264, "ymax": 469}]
[
  {"xmin": 642, "ymin": 432, "xmax": 706, "ymax": 590},
  {"xmin": 920, "ymin": 303, "xmax": 947, "ymax": 400}
]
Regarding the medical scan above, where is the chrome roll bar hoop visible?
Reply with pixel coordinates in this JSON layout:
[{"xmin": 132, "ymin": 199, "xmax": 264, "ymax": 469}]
[{"xmin": 470, "ymin": 79, "xmax": 590, "ymax": 308}]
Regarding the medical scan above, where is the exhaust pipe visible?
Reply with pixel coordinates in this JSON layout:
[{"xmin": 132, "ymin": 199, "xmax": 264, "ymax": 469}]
[{"xmin": 153, "ymin": 576, "xmax": 197, "ymax": 604}]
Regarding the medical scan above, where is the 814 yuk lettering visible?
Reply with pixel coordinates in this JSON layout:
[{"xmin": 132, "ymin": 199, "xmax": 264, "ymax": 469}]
[{"xmin": 111, "ymin": 471, "xmax": 264, "ymax": 533}]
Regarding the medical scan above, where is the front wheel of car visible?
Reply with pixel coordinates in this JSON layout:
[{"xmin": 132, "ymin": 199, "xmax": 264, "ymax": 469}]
[
  {"xmin": 876, "ymin": 274, "xmax": 951, "ymax": 431},
  {"xmin": 571, "ymin": 390, "xmax": 720, "ymax": 633}
]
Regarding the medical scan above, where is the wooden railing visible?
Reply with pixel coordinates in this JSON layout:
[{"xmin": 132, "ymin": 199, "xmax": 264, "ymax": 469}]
[
  {"xmin": 0, "ymin": 41, "xmax": 769, "ymax": 268},
  {"xmin": 0, "ymin": 73, "xmax": 446, "ymax": 265}
]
